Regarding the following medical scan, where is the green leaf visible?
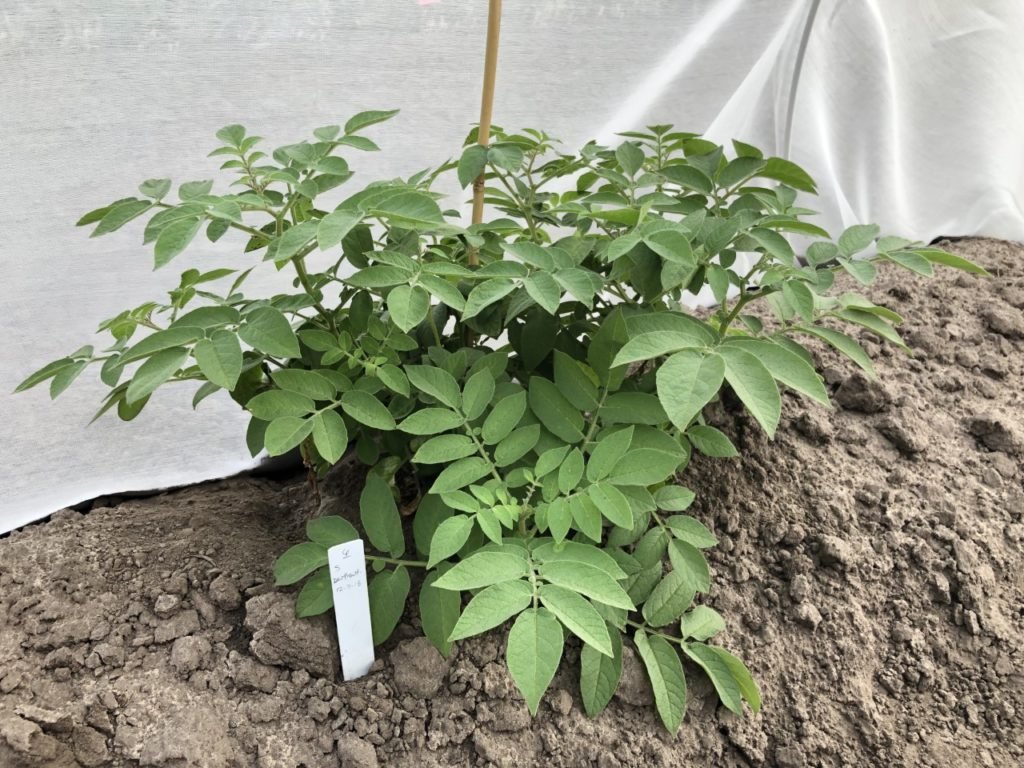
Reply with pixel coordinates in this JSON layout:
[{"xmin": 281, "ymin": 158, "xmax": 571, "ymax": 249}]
[
  {"xmin": 192, "ymin": 331, "xmax": 242, "ymax": 390},
  {"xmin": 531, "ymin": 541, "xmax": 628, "ymax": 580},
  {"xmin": 583, "ymin": 484, "xmax": 631, "ymax": 531},
  {"xmin": 448, "ymin": 579, "xmax": 533, "ymax": 642},
  {"xmin": 458, "ymin": 144, "xmax": 489, "ymax": 188},
  {"xmin": 462, "ymin": 370, "xmax": 496, "ymax": 421},
  {"xmin": 433, "ymin": 551, "xmax": 530, "ymax": 591},
  {"xmin": 406, "ymin": 365, "xmax": 462, "ymax": 409},
  {"xmin": 524, "ymin": 272, "xmax": 562, "ymax": 314},
  {"xmin": 430, "ymin": 457, "xmax": 492, "ymax": 493},
  {"xmin": 643, "ymin": 568, "xmax": 696, "ymax": 627},
  {"xmin": 644, "ymin": 230, "xmax": 694, "ymax": 265},
  {"xmin": 668, "ymin": 539, "xmax": 711, "ymax": 592},
  {"xmin": 794, "ymin": 325, "xmax": 876, "ymax": 378},
  {"xmin": 586, "ymin": 426, "xmax": 634, "ymax": 482},
  {"xmin": 427, "ymin": 515, "xmax": 475, "ymax": 569},
  {"xmin": 420, "ymin": 568, "xmax": 462, "ymax": 657},
  {"xmin": 311, "ymin": 409, "xmax": 349, "ymax": 464},
  {"xmin": 615, "ymin": 141, "xmax": 645, "ymax": 176},
  {"xmin": 271, "ymin": 369, "xmax": 336, "ymax": 400},
  {"xmin": 239, "ymin": 307, "xmax": 300, "ymax": 358},
  {"xmin": 909, "ymin": 247, "xmax": 989, "ymax": 276},
  {"xmin": 14, "ymin": 357, "xmax": 75, "ymax": 393},
  {"xmin": 507, "ymin": 608, "xmax": 565, "ymax": 715},
  {"xmin": 539, "ymin": 583, "xmax": 612, "ymax": 655},
  {"xmin": 273, "ymin": 541, "xmax": 328, "ymax": 586},
  {"xmin": 782, "ymin": 280, "xmax": 815, "ymax": 323},
  {"xmin": 656, "ymin": 350, "xmax": 725, "ymax": 430},
  {"xmin": 399, "ymin": 408, "xmax": 464, "ymax": 435},
  {"xmin": 488, "ymin": 142, "xmax": 524, "ymax": 171},
  {"xmin": 344, "ymin": 108, "xmax": 400, "ymax": 134},
  {"xmin": 664, "ymin": 515, "xmax": 718, "ymax": 549},
  {"xmin": 580, "ymin": 630, "xmax": 622, "ymax": 717},
  {"xmin": 413, "ymin": 434, "xmax": 476, "ymax": 465},
  {"xmin": 606, "ymin": 448, "xmax": 685, "ymax": 487},
  {"xmin": 715, "ymin": 346, "xmax": 780, "ymax": 438},
  {"xmin": 539, "ymin": 561, "xmax": 634, "ymax": 610},
  {"xmin": 246, "ymin": 390, "xmax": 316, "ymax": 421},
  {"xmin": 838, "ymin": 223, "xmax": 880, "ymax": 257},
  {"xmin": 494, "ymin": 425, "xmax": 542, "ymax": 467},
  {"xmin": 760, "ymin": 157, "xmax": 817, "ymax": 193},
  {"xmin": 377, "ymin": 364, "xmax": 410, "ymax": 396},
  {"xmin": 264, "ymin": 416, "xmax": 315, "ymax": 456},
  {"xmin": 634, "ymin": 630, "xmax": 687, "ymax": 732},
  {"xmin": 544, "ymin": 498, "xmax": 572, "ymax": 544},
  {"xmin": 371, "ymin": 191, "xmax": 445, "ymax": 228},
  {"xmin": 341, "ymin": 390, "xmax": 396, "ymax": 430},
  {"xmin": 92, "ymin": 199, "xmax": 152, "ymax": 237},
  {"xmin": 412, "ymin": 494, "xmax": 452, "ymax": 556},
  {"xmin": 528, "ymin": 376, "xmax": 584, "ymax": 443},
  {"xmin": 215, "ymin": 124, "xmax": 246, "ymax": 146},
  {"xmin": 387, "ymin": 285, "xmax": 430, "ymax": 332},
  {"xmin": 369, "ymin": 566, "xmax": 410, "ymax": 646},
  {"xmin": 317, "ymin": 209, "xmax": 362, "ymax": 250},
  {"xmin": 295, "ymin": 568, "xmax": 333, "ymax": 617},
  {"xmin": 125, "ymin": 346, "xmax": 188, "ymax": 404},
  {"xmin": 695, "ymin": 644, "xmax": 762, "ymax": 713},
  {"xmin": 570, "ymin": 495, "xmax": 603, "ymax": 542},
  {"xmin": 655, "ymin": 485, "xmax": 695, "ymax": 511},
  {"xmin": 154, "ymin": 217, "xmax": 202, "ymax": 268},
  {"xmin": 481, "ymin": 391, "xmax": 527, "ymax": 444},
  {"xmin": 558, "ymin": 448, "xmax": 585, "ymax": 494},
  {"xmin": 884, "ymin": 250, "xmax": 933, "ymax": 277},
  {"xmin": 681, "ymin": 606, "xmax": 725, "ymax": 641},
  {"xmin": 553, "ymin": 352, "xmax": 600, "ymax": 412},
  {"xmin": 360, "ymin": 472, "xmax": 405, "ymax": 558},
  {"xmin": 463, "ymin": 278, "xmax": 516, "ymax": 319},
  {"xmin": 686, "ymin": 425, "xmax": 737, "ymax": 457},
  {"xmin": 612, "ymin": 330, "xmax": 705, "ymax": 367},
  {"xmin": 272, "ymin": 221, "xmax": 318, "ymax": 263},
  {"xmin": 179, "ymin": 180, "xmax": 214, "ymax": 200},
  {"xmin": 682, "ymin": 643, "xmax": 745, "ymax": 713},
  {"xmin": 139, "ymin": 178, "xmax": 172, "ymax": 201},
  {"xmin": 727, "ymin": 338, "xmax": 830, "ymax": 407},
  {"xmin": 306, "ymin": 516, "xmax": 358, "ymax": 547},
  {"xmin": 419, "ymin": 274, "xmax": 466, "ymax": 312}
]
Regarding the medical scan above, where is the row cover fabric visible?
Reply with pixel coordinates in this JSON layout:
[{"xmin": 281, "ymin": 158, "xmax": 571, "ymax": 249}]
[{"xmin": 2, "ymin": 0, "xmax": 1022, "ymax": 532}]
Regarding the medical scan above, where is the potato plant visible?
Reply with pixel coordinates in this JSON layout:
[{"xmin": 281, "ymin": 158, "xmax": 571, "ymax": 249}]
[{"xmin": 16, "ymin": 112, "xmax": 986, "ymax": 731}]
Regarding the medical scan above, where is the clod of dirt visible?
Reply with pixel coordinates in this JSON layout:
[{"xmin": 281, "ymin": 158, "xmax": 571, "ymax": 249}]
[
  {"xmin": 833, "ymin": 371, "xmax": 892, "ymax": 413},
  {"xmin": 336, "ymin": 733, "xmax": 379, "ymax": 767},
  {"xmin": 244, "ymin": 592, "xmax": 339, "ymax": 679},
  {"xmin": 968, "ymin": 412, "xmax": 1024, "ymax": 455},
  {"xmin": 390, "ymin": 637, "xmax": 449, "ymax": 698},
  {"xmin": 982, "ymin": 305, "xmax": 1024, "ymax": 339}
]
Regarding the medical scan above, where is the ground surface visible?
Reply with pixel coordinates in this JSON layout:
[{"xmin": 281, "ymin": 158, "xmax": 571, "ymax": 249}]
[{"xmin": 0, "ymin": 238, "xmax": 1022, "ymax": 768}]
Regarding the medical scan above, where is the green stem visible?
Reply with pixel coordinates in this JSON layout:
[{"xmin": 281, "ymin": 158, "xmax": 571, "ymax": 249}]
[{"xmin": 625, "ymin": 618, "xmax": 685, "ymax": 645}]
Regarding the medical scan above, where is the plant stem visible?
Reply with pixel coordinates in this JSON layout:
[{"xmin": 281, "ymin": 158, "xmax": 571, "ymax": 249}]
[{"xmin": 625, "ymin": 618, "xmax": 685, "ymax": 645}]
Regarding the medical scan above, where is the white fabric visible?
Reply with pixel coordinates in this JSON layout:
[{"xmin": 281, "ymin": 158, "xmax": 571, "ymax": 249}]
[{"xmin": 2, "ymin": 0, "xmax": 1022, "ymax": 531}]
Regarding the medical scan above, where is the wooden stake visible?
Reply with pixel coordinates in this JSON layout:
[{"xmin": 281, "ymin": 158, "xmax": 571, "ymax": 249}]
[{"xmin": 469, "ymin": 0, "xmax": 503, "ymax": 264}]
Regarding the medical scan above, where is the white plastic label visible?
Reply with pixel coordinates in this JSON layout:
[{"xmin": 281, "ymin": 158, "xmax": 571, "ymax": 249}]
[{"xmin": 327, "ymin": 539, "xmax": 375, "ymax": 681}]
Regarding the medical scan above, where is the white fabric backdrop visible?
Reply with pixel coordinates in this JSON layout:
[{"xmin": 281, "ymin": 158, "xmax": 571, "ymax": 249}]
[{"xmin": 3, "ymin": 0, "xmax": 1022, "ymax": 532}]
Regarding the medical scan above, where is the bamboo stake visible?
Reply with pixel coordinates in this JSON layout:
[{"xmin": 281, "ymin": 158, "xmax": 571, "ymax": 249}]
[{"xmin": 469, "ymin": 0, "xmax": 503, "ymax": 265}]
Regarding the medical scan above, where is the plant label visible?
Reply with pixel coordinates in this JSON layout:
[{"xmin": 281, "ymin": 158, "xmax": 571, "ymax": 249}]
[{"xmin": 327, "ymin": 539, "xmax": 375, "ymax": 680}]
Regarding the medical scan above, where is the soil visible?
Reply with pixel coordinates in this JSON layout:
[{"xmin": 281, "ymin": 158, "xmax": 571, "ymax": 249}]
[{"xmin": 1, "ymin": 237, "xmax": 1022, "ymax": 768}]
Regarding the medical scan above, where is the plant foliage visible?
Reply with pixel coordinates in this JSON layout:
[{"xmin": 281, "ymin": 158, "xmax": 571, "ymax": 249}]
[{"xmin": 17, "ymin": 113, "xmax": 986, "ymax": 731}]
